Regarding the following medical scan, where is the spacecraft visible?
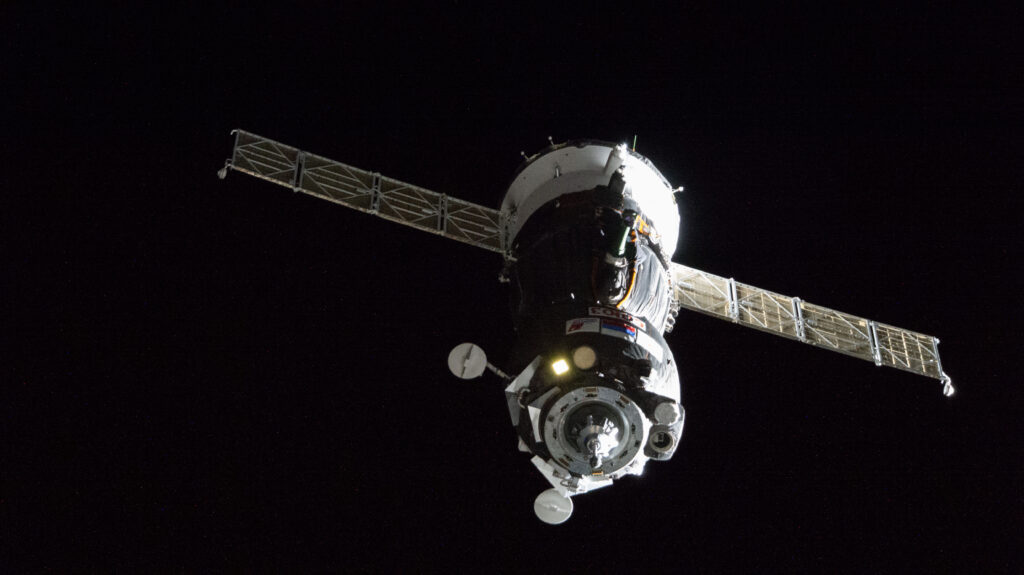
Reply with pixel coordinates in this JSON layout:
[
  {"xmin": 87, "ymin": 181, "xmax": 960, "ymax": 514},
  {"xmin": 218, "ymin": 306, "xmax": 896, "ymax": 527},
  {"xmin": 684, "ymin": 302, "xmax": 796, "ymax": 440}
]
[{"xmin": 219, "ymin": 130, "xmax": 953, "ymax": 524}]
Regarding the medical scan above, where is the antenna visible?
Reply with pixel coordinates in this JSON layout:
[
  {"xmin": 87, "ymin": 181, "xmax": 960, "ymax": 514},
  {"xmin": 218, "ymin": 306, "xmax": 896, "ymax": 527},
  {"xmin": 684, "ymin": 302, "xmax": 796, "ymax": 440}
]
[
  {"xmin": 448, "ymin": 343, "xmax": 510, "ymax": 380},
  {"xmin": 534, "ymin": 489, "xmax": 573, "ymax": 524},
  {"xmin": 448, "ymin": 343, "xmax": 487, "ymax": 379}
]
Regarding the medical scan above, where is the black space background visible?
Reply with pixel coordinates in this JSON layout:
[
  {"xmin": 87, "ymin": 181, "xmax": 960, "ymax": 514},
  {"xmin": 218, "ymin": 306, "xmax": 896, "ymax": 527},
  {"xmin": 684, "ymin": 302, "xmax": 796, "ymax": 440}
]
[{"xmin": 4, "ymin": 3, "xmax": 1022, "ymax": 572}]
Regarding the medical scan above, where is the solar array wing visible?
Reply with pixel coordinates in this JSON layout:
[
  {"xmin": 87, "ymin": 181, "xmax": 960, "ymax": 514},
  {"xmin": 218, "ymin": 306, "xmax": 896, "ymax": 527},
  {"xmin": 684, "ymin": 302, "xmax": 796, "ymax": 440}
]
[
  {"xmin": 669, "ymin": 263, "xmax": 954, "ymax": 395},
  {"xmin": 221, "ymin": 130, "xmax": 506, "ymax": 254}
]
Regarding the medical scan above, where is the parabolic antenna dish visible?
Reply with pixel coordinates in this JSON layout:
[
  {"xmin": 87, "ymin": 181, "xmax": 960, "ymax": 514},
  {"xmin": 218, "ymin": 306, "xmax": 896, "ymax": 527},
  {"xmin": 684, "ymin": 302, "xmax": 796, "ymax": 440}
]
[
  {"xmin": 448, "ymin": 343, "xmax": 487, "ymax": 379},
  {"xmin": 534, "ymin": 489, "xmax": 573, "ymax": 525}
]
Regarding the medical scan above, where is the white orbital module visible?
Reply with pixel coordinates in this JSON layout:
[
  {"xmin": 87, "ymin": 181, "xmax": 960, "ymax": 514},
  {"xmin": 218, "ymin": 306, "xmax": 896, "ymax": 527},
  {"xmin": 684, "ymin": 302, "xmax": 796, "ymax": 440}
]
[{"xmin": 502, "ymin": 141, "xmax": 681, "ymax": 260}]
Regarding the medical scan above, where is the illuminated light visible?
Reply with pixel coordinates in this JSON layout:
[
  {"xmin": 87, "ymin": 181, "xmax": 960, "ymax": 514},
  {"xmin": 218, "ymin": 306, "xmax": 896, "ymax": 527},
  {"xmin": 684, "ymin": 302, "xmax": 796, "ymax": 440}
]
[
  {"xmin": 551, "ymin": 359, "xmax": 570, "ymax": 375},
  {"xmin": 572, "ymin": 346, "xmax": 597, "ymax": 370}
]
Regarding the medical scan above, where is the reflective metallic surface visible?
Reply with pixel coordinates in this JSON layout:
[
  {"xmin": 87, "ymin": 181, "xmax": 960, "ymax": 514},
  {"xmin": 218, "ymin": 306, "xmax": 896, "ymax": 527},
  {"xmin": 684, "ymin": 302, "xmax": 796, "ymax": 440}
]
[{"xmin": 669, "ymin": 264, "xmax": 953, "ymax": 395}]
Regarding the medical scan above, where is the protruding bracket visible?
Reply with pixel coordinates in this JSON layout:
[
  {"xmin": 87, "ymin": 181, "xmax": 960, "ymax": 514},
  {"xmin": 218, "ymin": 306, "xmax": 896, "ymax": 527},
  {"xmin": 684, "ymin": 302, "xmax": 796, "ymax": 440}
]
[
  {"xmin": 603, "ymin": 144, "xmax": 627, "ymax": 177},
  {"xmin": 219, "ymin": 130, "xmax": 242, "ymax": 180},
  {"xmin": 791, "ymin": 297, "xmax": 806, "ymax": 341},
  {"xmin": 292, "ymin": 152, "xmax": 305, "ymax": 192},
  {"xmin": 369, "ymin": 172, "xmax": 382, "ymax": 213},
  {"xmin": 941, "ymin": 374, "xmax": 956, "ymax": 397},
  {"xmin": 867, "ymin": 321, "xmax": 883, "ymax": 366},
  {"xmin": 486, "ymin": 362, "xmax": 510, "ymax": 381},
  {"xmin": 229, "ymin": 129, "xmax": 241, "ymax": 168},
  {"xmin": 727, "ymin": 278, "xmax": 739, "ymax": 322},
  {"xmin": 437, "ymin": 194, "xmax": 448, "ymax": 234},
  {"xmin": 933, "ymin": 336, "xmax": 955, "ymax": 397}
]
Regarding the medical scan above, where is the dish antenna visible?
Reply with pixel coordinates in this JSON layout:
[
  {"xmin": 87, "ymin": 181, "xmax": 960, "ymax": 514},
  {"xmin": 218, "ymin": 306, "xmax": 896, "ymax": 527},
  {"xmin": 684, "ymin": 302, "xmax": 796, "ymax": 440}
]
[
  {"xmin": 534, "ymin": 488, "xmax": 574, "ymax": 525},
  {"xmin": 448, "ymin": 343, "xmax": 510, "ymax": 381},
  {"xmin": 448, "ymin": 343, "xmax": 488, "ymax": 379}
]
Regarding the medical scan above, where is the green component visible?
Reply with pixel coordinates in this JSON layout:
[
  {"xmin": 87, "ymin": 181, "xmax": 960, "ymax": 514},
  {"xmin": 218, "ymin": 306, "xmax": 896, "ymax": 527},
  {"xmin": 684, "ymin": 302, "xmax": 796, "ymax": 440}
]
[{"xmin": 615, "ymin": 226, "xmax": 630, "ymax": 256}]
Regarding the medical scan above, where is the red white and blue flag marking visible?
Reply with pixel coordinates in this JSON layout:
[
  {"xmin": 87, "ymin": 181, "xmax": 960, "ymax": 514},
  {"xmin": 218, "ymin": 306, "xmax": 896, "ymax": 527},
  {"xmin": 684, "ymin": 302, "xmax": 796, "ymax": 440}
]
[{"xmin": 600, "ymin": 319, "xmax": 637, "ymax": 341}]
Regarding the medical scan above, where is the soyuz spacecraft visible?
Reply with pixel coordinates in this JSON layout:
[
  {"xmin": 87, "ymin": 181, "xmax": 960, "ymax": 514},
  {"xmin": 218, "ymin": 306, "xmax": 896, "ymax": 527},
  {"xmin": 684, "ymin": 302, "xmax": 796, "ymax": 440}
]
[{"xmin": 219, "ymin": 130, "xmax": 953, "ymax": 524}]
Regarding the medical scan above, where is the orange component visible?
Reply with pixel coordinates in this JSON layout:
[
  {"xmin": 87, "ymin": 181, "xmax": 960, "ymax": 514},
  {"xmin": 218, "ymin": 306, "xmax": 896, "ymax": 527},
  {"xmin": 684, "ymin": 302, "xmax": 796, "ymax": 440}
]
[{"xmin": 616, "ymin": 262, "xmax": 639, "ymax": 309}]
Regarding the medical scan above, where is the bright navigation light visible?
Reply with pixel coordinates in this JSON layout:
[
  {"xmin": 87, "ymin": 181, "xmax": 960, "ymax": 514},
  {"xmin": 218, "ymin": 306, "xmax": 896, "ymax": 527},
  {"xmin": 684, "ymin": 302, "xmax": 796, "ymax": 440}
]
[{"xmin": 551, "ymin": 359, "xmax": 570, "ymax": 375}]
